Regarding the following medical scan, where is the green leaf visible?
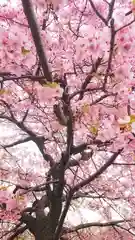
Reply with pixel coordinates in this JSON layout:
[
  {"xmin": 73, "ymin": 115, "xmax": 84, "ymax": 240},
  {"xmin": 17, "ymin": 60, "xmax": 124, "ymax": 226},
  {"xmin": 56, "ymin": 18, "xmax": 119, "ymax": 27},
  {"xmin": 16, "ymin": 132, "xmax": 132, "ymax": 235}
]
[
  {"xmin": 130, "ymin": 115, "xmax": 135, "ymax": 123},
  {"xmin": 42, "ymin": 82, "xmax": 59, "ymax": 88},
  {"xmin": 21, "ymin": 47, "xmax": 30, "ymax": 56},
  {"xmin": 89, "ymin": 125, "xmax": 98, "ymax": 135}
]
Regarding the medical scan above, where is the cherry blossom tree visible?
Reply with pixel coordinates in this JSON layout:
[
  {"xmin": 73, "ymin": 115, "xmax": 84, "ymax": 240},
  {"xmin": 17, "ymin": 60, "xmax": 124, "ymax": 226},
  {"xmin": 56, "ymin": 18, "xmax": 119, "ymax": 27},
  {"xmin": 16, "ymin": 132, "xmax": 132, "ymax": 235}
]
[{"xmin": 1, "ymin": 0, "xmax": 135, "ymax": 239}]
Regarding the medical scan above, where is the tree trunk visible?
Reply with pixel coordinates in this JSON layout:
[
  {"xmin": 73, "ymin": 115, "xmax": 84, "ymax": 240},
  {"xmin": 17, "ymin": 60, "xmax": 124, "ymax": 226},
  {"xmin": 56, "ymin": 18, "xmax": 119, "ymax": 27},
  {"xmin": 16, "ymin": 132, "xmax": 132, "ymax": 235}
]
[
  {"xmin": 34, "ymin": 216, "xmax": 54, "ymax": 240},
  {"xmin": 35, "ymin": 229, "xmax": 53, "ymax": 240}
]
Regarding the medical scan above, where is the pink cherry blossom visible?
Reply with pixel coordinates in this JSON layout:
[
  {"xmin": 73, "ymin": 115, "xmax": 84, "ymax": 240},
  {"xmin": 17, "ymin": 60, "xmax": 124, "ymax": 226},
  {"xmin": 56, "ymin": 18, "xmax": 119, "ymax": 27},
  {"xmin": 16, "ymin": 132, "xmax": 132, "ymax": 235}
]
[{"xmin": 0, "ymin": 0, "xmax": 135, "ymax": 239}]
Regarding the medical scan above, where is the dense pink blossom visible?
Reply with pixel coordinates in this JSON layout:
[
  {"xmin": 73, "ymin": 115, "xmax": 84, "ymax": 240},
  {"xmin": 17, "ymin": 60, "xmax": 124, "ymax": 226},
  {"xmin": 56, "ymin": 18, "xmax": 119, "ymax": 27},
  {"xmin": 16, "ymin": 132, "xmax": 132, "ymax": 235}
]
[{"xmin": 0, "ymin": 0, "xmax": 135, "ymax": 239}]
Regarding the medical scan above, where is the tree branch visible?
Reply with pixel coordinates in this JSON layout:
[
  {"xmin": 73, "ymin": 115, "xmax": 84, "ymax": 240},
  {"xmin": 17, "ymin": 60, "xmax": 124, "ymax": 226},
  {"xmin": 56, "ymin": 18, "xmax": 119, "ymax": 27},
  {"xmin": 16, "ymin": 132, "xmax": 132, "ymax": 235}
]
[
  {"xmin": 7, "ymin": 226, "xmax": 27, "ymax": 240},
  {"xmin": 73, "ymin": 149, "xmax": 122, "ymax": 192},
  {"xmin": 2, "ymin": 137, "xmax": 32, "ymax": 148},
  {"xmin": 116, "ymin": 19, "xmax": 135, "ymax": 33},
  {"xmin": 13, "ymin": 180, "xmax": 58, "ymax": 194},
  {"xmin": 79, "ymin": 57, "xmax": 102, "ymax": 100},
  {"xmin": 20, "ymin": 213, "xmax": 36, "ymax": 235},
  {"xmin": 0, "ymin": 114, "xmax": 54, "ymax": 165},
  {"xmin": 72, "ymin": 191, "xmax": 121, "ymax": 201},
  {"xmin": 103, "ymin": 18, "xmax": 115, "ymax": 89},
  {"xmin": 89, "ymin": 0, "xmax": 107, "ymax": 25},
  {"xmin": 107, "ymin": 0, "xmax": 115, "ymax": 22},
  {"xmin": 63, "ymin": 219, "xmax": 131, "ymax": 234},
  {"xmin": 21, "ymin": 0, "xmax": 52, "ymax": 82},
  {"xmin": 54, "ymin": 190, "xmax": 74, "ymax": 240}
]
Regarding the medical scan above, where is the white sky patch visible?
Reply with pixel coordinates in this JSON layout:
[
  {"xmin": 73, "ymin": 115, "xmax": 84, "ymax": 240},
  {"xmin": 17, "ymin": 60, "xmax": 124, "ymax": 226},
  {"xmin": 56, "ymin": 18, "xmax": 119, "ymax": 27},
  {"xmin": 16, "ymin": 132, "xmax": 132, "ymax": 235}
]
[
  {"xmin": 0, "ymin": 0, "xmax": 7, "ymax": 4},
  {"xmin": 0, "ymin": 0, "xmax": 18, "ymax": 7}
]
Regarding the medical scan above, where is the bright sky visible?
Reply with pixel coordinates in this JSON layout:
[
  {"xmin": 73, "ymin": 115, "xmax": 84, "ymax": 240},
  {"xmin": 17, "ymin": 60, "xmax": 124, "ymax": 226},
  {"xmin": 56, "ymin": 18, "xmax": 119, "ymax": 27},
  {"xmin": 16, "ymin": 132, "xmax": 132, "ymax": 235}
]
[
  {"xmin": 0, "ymin": 0, "xmax": 7, "ymax": 4},
  {"xmin": 0, "ymin": 0, "xmax": 17, "ymax": 6}
]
